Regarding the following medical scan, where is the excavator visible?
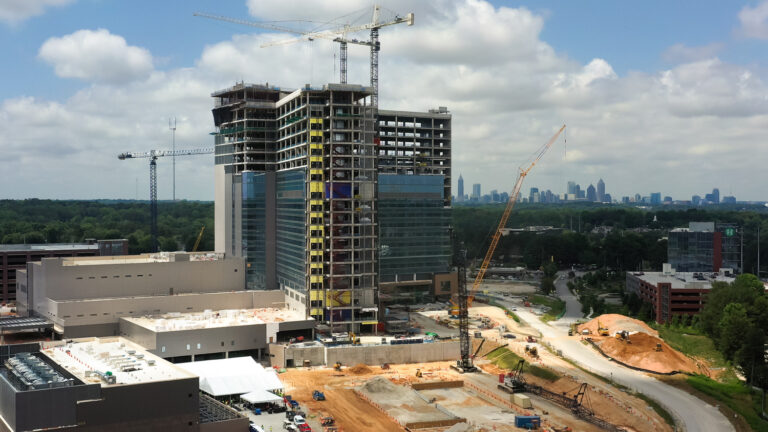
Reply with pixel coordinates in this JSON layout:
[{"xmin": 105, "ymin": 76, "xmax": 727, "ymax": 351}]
[
  {"xmin": 449, "ymin": 125, "xmax": 567, "ymax": 373},
  {"xmin": 597, "ymin": 320, "xmax": 609, "ymax": 337}
]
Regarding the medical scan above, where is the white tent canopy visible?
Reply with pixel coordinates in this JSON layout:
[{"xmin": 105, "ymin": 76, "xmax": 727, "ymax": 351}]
[
  {"xmin": 177, "ymin": 357, "xmax": 284, "ymax": 397},
  {"xmin": 241, "ymin": 389, "xmax": 283, "ymax": 404}
]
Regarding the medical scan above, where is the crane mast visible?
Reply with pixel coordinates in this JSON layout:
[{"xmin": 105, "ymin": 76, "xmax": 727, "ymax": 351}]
[
  {"xmin": 470, "ymin": 125, "xmax": 566, "ymax": 300},
  {"xmin": 197, "ymin": 5, "xmax": 413, "ymax": 102},
  {"xmin": 118, "ymin": 148, "xmax": 213, "ymax": 252}
]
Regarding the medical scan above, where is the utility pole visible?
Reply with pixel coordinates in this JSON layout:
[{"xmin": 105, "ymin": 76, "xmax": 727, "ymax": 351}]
[{"xmin": 169, "ymin": 117, "xmax": 177, "ymax": 201}]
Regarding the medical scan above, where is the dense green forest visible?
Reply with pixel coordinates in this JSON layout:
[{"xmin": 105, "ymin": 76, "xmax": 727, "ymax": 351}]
[
  {"xmin": 454, "ymin": 204, "xmax": 768, "ymax": 273},
  {"xmin": 2, "ymin": 200, "xmax": 768, "ymax": 274},
  {"xmin": 0, "ymin": 199, "xmax": 214, "ymax": 253}
]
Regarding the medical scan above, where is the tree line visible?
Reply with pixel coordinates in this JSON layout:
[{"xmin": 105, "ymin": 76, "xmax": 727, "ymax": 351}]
[
  {"xmin": 0, "ymin": 199, "xmax": 214, "ymax": 254},
  {"xmin": 453, "ymin": 204, "xmax": 768, "ymax": 273}
]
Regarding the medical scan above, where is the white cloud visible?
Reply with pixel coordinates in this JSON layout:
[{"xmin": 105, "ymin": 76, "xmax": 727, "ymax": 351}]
[
  {"xmin": 0, "ymin": 0, "xmax": 73, "ymax": 24},
  {"xmin": 1, "ymin": 0, "xmax": 767, "ymax": 201},
  {"xmin": 737, "ymin": 1, "xmax": 768, "ymax": 39},
  {"xmin": 39, "ymin": 29, "xmax": 154, "ymax": 84},
  {"xmin": 661, "ymin": 43, "xmax": 724, "ymax": 63}
]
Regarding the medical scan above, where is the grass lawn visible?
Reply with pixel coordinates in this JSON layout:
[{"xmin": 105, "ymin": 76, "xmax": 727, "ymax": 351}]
[
  {"xmin": 531, "ymin": 295, "xmax": 565, "ymax": 322},
  {"xmin": 655, "ymin": 326, "xmax": 766, "ymax": 431},
  {"xmin": 686, "ymin": 375, "xmax": 768, "ymax": 432},
  {"xmin": 655, "ymin": 325, "xmax": 734, "ymax": 378},
  {"xmin": 486, "ymin": 347, "xmax": 560, "ymax": 382}
]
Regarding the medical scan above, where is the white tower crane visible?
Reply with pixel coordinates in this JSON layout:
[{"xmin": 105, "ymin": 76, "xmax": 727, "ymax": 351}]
[{"xmin": 195, "ymin": 5, "xmax": 414, "ymax": 106}]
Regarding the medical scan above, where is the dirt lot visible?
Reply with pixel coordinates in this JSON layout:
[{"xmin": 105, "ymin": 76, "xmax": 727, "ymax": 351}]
[
  {"xmin": 578, "ymin": 314, "xmax": 708, "ymax": 375},
  {"xmin": 280, "ymin": 355, "xmax": 670, "ymax": 432}
]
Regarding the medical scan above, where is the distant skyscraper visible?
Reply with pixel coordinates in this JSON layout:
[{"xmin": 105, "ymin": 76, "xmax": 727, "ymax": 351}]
[
  {"xmin": 472, "ymin": 183, "xmax": 481, "ymax": 199},
  {"xmin": 529, "ymin": 187, "xmax": 539, "ymax": 203},
  {"xmin": 457, "ymin": 174, "xmax": 464, "ymax": 202},
  {"xmin": 604, "ymin": 193, "xmax": 612, "ymax": 203},
  {"xmin": 567, "ymin": 181, "xmax": 577, "ymax": 195},
  {"xmin": 586, "ymin": 184, "xmax": 597, "ymax": 202},
  {"xmin": 692, "ymin": 195, "xmax": 701, "ymax": 205},
  {"xmin": 634, "ymin": 193, "xmax": 642, "ymax": 203},
  {"xmin": 650, "ymin": 192, "xmax": 662, "ymax": 205},
  {"xmin": 622, "ymin": 196, "xmax": 630, "ymax": 204},
  {"xmin": 712, "ymin": 188, "xmax": 720, "ymax": 203},
  {"xmin": 597, "ymin": 179, "xmax": 605, "ymax": 202},
  {"xmin": 722, "ymin": 196, "xmax": 736, "ymax": 204}
]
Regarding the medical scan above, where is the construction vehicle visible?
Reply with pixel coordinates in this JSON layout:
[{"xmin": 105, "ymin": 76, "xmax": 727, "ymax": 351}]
[
  {"xmin": 350, "ymin": 332, "xmax": 361, "ymax": 346},
  {"xmin": 118, "ymin": 148, "xmax": 213, "ymax": 252},
  {"xmin": 615, "ymin": 331, "xmax": 631, "ymax": 343},
  {"xmin": 525, "ymin": 345, "xmax": 538, "ymax": 358},
  {"xmin": 473, "ymin": 338, "xmax": 486, "ymax": 359},
  {"xmin": 321, "ymin": 416, "xmax": 335, "ymax": 427},
  {"xmin": 597, "ymin": 320, "xmax": 609, "ymax": 337},
  {"xmin": 333, "ymin": 362, "xmax": 342, "ymax": 372},
  {"xmin": 312, "ymin": 390, "xmax": 325, "ymax": 401},
  {"xmin": 499, "ymin": 360, "xmax": 624, "ymax": 431},
  {"xmin": 499, "ymin": 360, "xmax": 527, "ymax": 393},
  {"xmin": 415, "ymin": 368, "xmax": 423, "ymax": 378},
  {"xmin": 191, "ymin": 226, "xmax": 205, "ymax": 252},
  {"xmin": 655, "ymin": 343, "xmax": 663, "ymax": 352},
  {"xmin": 526, "ymin": 336, "xmax": 537, "ymax": 343}
]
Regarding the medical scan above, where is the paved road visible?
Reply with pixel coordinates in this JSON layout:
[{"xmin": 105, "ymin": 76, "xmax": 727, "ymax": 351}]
[
  {"xmin": 554, "ymin": 271, "xmax": 583, "ymax": 323},
  {"xmin": 497, "ymin": 291, "xmax": 733, "ymax": 432}
]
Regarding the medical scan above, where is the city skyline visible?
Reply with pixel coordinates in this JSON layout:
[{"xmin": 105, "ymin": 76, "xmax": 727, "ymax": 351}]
[
  {"xmin": 0, "ymin": 1, "xmax": 767, "ymax": 200},
  {"xmin": 455, "ymin": 174, "xmax": 741, "ymax": 204}
]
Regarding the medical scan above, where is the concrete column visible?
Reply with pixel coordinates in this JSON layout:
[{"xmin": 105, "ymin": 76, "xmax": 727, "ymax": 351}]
[
  {"xmin": 191, "ymin": 354, "xmax": 195, "ymax": 362},
  {"xmin": 257, "ymin": 348, "xmax": 261, "ymax": 361},
  {"xmin": 225, "ymin": 351, "xmax": 229, "ymax": 359}
]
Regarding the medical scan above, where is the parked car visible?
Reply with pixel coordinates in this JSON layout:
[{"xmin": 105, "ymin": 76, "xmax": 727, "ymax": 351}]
[
  {"xmin": 293, "ymin": 415, "xmax": 306, "ymax": 426},
  {"xmin": 249, "ymin": 422, "xmax": 265, "ymax": 432},
  {"xmin": 282, "ymin": 420, "xmax": 298, "ymax": 431},
  {"xmin": 298, "ymin": 424, "xmax": 312, "ymax": 432},
  {"xmin": 503, "ymin": 333, "xmax": 516, "ymax": 339}
]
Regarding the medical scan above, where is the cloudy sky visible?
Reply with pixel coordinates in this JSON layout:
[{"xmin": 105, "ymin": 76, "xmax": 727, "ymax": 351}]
[{"xmin": 1, "ymin": 0, "xmax": 767, "ymax": 201}]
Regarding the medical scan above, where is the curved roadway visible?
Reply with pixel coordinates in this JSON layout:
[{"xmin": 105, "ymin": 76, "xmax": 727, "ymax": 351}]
[{"xmin": 496, "ymin": 272, "xmax": 733, "ymax": 432}]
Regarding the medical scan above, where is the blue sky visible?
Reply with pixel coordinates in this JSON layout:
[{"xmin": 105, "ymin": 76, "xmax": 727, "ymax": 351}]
[
  {"xmin": 1, "ymin": 0, "xmax": 767, "ymax": 201},
  {"xmin": 2, "ymin": 1, "xmax": 759, "ymax": 100}
]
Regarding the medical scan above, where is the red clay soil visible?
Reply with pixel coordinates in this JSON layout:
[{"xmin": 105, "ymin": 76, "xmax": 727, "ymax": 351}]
[
  {"xmin": 598, "ymin": 332, "xmax": 701, "ymax": 374},
  {"xmin": 578, "ymin": 314, "xmax": 658, "ymax": 337},
  {"xmin": 348, "ymin": 364, "xmax": 374, "ymax": 375}
]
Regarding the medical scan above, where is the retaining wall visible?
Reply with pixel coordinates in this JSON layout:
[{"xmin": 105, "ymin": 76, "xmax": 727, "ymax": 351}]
[
  {"xmin": 411, "ymin": 380, "xmax": 463, "ymax": 390},
  {"xmin": 326, "ymin": 341, "xmax": 459, "ymax": 366}
]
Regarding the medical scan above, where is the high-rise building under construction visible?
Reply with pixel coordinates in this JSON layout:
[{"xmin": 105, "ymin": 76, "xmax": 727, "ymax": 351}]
[{"xmin": 211, "ymin": 82, "xmax": 453, "ymax": 332}]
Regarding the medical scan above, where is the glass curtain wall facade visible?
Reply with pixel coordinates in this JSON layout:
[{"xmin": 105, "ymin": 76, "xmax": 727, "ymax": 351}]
[
  {"xmin": 379, "ymin": 174, "xmax": 451, "ymax": 280},
  {"xmin": 276, "ymin": 169, "xmax": 306, "ymax": 292},
  {"xmin": 242, "ymin": 171, "xmax": 266, "ymax": 290}
]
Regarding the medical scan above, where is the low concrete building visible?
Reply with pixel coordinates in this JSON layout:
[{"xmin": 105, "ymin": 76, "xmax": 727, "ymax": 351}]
[
  {"xmin": 15, "ymin": 252, "xmax": 288, "ymax": 337},
  {"xmin": 119, "ymin": 308, "xmax": 314, "ymax": 362},
  {"xmin": 0, "ymin": 240, "xmax": 128, "ymax": 304},
  {"xmin": 0, "ymin": 337, "xmax": 247, "ymax": 431}
]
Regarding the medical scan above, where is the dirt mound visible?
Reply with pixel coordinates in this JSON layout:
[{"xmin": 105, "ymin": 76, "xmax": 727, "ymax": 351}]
[
  {"xmin": 348, "ymin": 363, "xmax": 373, "ymax": 375},
  {"xmin": 578, "ymin": 314, "xmax": 657, "ymax": 337},
  {"xmin": 598, "ymin": 332, "xmax": 699, "ymax": 374},
  {"xmin": 361, "ymin": 376, "xmax": 396, "ymax": 393}
]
